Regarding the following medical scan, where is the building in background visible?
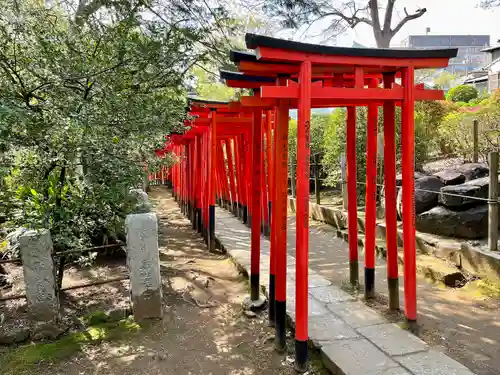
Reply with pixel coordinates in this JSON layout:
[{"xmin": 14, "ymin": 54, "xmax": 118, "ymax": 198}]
[
  {"xmin": 401, "ymin": 35, "xmax": 490, "ymax": 75},
  {"xmin": 464, "ymin": 45, "xmax": 500, "ymax": 93}
]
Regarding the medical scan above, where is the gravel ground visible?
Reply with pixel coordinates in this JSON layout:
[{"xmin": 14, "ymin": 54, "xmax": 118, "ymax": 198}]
[{"xmin": 6, "ymin": 187, "xmax": 328, "ymax": 375}]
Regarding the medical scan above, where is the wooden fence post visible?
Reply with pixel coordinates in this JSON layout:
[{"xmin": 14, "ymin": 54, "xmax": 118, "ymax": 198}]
[
  {"xmin": 473, "ymin": 120, "xmax": 479, "ymax": 163},
  {"xmin": 488, "ymin": 151, "xmax": 499, "ymax": 252}
]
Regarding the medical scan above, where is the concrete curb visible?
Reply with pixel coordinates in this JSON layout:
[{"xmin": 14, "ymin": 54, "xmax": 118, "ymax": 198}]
[{"xmin": 214, "ymin": 207, "xmax": 475, "ymax": 375}]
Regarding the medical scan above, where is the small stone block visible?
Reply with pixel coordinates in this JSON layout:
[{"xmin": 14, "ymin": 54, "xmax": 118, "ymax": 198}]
[
  {"xmin": 309, "ymin": 285, "xmax": 355, "ymax": 304},
  {"xmin": 358, "ymin": 323, "xmax": 428, "ymax": 356},
  {"xmin": 394, "ymin": 350, "xmax": 475, "ymax": 375},
  {"xmin": 321, "ymin": 338, "xmax": 410, "ymax": 375},
  {"xmin": 308, "ymin": 313, "xmax": 358, "ymax": 347},
  {"xmin": 326, "ymin": 301, "xmax": 388, "ymax": 328}
]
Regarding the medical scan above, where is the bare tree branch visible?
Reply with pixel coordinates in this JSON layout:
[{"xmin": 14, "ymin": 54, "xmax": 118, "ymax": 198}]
[
  {"xmin": 391, "ymin": 6, "xmax": 427, "ymax": 37},
  {"xmin": 368, "ymin": 0, "xmax": 381, "ymax": 31},
  {"xmin": 383, "ymin": 0, "xmax": 396, "ymax": 33}
]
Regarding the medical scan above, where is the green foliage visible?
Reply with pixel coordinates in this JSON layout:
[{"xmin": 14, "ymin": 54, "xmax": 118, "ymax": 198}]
[
  {"xmin": 434, "ymin": 71, "xmax": 457, "ymax": 89},
  {"xmin": 434, "ymin": 90, "xmax": 500, "ymax": 160},
  {"xmin": 0, "ymin": 0, "xmax": 236, "ymax": 253},
  {"xmin": 320, "ymin": 102, "xmax": 445, "ymax": 189},
  {"xmin": 192, "ymin": 66, "xmax": 239, "ymax": 101},
  {"xmin": 321, "ymin": 109, "xmax": 348, "ymax": 186},
  {"xmin": 446, "ymin": 85, "xmax": 479, "ymax": 103},
  {"xmin": 414, "ymin": 100, "xmax": 449, "ymax": 163},
  {"xmin": 470, "ymin": 91, "xmax": 491, "ymax": 105},
  {"xmin": 288, "ymin": 114, "xmax": 327, "ymax": 179},
  {"xmin": 437, "ymin": 111, "xmax": 473, "ymax": 158}
]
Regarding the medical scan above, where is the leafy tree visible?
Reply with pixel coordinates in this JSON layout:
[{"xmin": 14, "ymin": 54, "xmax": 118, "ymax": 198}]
[
  {"xmin": 321, "ymin": 102, "xmax": 443, "ymax": 189},
  {"xmin": 434, "ymin": 71, "xmax": 457, "ymax": 90},
  {"xmin": 446, "ymin": 85, "xmax": 479, "ymax": 103},
  {"xmin": 321, "ymin": 109, "xmax": 347, "ymax": 186},
  {"xmin": 288, "ymin": 113, "xmax": 328, "ymax": 161},
  {"xmin": 192, "ymin": 66, "xmax": 239, "ymax": 101},
  {"xmin": 0, "ymin": 0, "xmax": 236, "ymax": 253},
  {"xmin": 263, "ymin": 0, "xmax": 426, "ymax": 47}
]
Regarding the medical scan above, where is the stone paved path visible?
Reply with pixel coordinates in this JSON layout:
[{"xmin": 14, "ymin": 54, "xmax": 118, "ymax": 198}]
[{"xmin": 216, "ymin": 208, "xmax": 500, "ymax": 375}]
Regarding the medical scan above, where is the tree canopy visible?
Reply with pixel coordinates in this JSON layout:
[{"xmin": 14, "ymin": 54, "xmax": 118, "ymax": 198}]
[{"xmin": 0, "ymin": 0, "xmax": 240, "ymax": 252}]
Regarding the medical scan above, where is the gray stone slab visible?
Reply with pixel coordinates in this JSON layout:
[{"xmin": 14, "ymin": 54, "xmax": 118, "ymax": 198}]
[
  {"xmin": 309, "ymin": 285, "xmax": 355, "ymax": 304},
  {"xmin": 228, "ymin": 249, "xmax": 251, "ymax": 268},
  {"xmin": 308, "ymin": 272, "xmax": 332, "ymax": 288},
  {"xmin": 394, "ymin": 350, "xmax": 475, "ymax": 375},
  {"xmin": 286, "ymin": 295, "xmax": 329, "ymax": 321},
  {"xmin": 327, "ymin": 301, "xmax": 388, "ymax": 328},
  {"xmin": 20, "ymin": 230, "xmax": 59, "ymax": 321},
  {"xmin": 126, "ymin": 213, "xmax": 162, "ymax": 321},
  {"xmin": 358, "ymin": 323, "xmax": 428, "ymax": 357},
  {"xmin": 287, "ymin": 267, "xmax": 332, "ymax": 288},
  {"xmin": 308, "ymin": 313, "xmax": 359, "ymax": 347},
  {"xmin": 321, "ymin": 338, "xmax": 411, "ymax": 375}
]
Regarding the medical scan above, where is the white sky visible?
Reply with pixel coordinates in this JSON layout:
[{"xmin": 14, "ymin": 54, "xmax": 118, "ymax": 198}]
[{"xmin": 291, "ymin": 0, "xmax": 500, "ymax": 47}]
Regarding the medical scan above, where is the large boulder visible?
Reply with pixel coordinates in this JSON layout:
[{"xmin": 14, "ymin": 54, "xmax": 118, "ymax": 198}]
[
  {"xmin": 416, "ymin": 205, "xmax": 488, "ymax": 239},
  {"xmin": 432, "ymin": 169, "xmax": 466, "ymax": 186},
  {"xmin": 454, "ymin": 163, "xmax": 489, "ymax": 181},
  {"xmin": 397, "ymin": 176, "xmax": 444, "ymax": 217},
  {"xmin": 395, "ymin": 172, "xmax": 426, "ymax": 187},
  {"xmin": 440, "ymin": 176, "xmax": 491, "ymax": 209}
]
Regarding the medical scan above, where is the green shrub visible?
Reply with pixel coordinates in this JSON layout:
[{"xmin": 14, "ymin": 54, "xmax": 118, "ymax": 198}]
[{"xmin": 446, "ymin": 85, "xmax": 479, "ymax": 103}]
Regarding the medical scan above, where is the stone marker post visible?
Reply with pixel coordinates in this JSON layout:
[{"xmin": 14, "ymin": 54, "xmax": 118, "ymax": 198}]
[
  {"xmin": 20, "ymin": 230, "xmax": 59, "ymax": 321},
  {"xmin": 126, "ymin": 213, "xmax": 163, "ymax": 321}
]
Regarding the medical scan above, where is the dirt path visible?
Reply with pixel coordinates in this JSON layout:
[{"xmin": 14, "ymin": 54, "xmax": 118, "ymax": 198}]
[{"xmin": 28, "ymin": 187, "xmax": 325, "ymax": 375}]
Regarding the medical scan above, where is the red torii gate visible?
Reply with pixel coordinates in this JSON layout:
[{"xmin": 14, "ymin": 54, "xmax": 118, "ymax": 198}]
[
  {"xmin": 162, "ymin": 34, "xmax": 457, "ymax": 373},
  {"xmin": 231, "ymin": 33, "xmax": 456, "ymax": 372}
]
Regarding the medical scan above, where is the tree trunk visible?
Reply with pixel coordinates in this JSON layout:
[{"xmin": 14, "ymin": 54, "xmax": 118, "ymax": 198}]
[{"xmin": 374, "ymin": 32, "xmax": 392, "ymax": 48}]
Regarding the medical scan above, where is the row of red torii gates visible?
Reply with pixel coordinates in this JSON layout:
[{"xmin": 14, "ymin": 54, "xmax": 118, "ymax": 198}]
[{"xmin": 152, "ymin": 34, "xmax": 457, "ymax": 372}]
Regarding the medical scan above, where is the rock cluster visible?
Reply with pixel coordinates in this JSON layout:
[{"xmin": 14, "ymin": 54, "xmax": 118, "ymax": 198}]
[
  {"xmin": 412, "ymin": 163, "xmax": 489, "ymax": 239},
  {"xmin": 384, "ymin": 163, "xmax": 494, "ymax": 239}
]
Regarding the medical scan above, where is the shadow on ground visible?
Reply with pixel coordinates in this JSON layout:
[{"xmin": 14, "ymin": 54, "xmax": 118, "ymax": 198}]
[{"xmin": 26, "ymin": 187, "xmax": 327, "ymax": 375}]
